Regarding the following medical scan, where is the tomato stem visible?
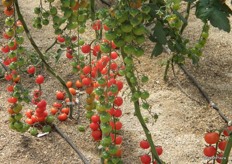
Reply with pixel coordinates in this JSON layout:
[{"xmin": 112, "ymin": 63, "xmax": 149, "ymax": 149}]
[{"xmin": 121, "ymin": 50, "xmax": 164, "ymax": 164}]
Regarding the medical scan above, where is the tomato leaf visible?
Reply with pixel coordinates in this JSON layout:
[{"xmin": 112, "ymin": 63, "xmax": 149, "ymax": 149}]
[
  {"xmin": 151, "ymin": 43, "xmax": 163, "ymax": 57},
  {"xmin": 153, "ymin": 21, "xmax": 167, "ymax": 44},
  {"xmin": 209, "ymin": 10, "xmax": 230, "ymax": 32},
  {"xmin": 196, "ymin": 0, "xmax": 231, "ymax": 32},
  {"xmin": 55, "ymin": 49, "xmax": 64, "ymax": 62}
]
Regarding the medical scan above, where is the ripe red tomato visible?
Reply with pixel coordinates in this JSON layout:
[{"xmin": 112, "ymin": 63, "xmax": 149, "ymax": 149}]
[
  {"xmin": 6, "ymin": 85, "xmax": 14, "ymax": 92},
  {"xmin": 3, "ymin": 32, "xmax": 11, "ymax": 39},
  {"xmin": 155, "ymin": 146, "xmax": 163, "ymax": 155},
  {"xmin": 92, "ymin": 20, "xmax": 101, "ymax": 31},
  {"xmin": 116, "ymin": 80, "xmax": 123, "ymax": 91},
  {"xmin": 114, "ymin": 97, "xmax": 123, "ymax": 106},
  {"xmin": 204, "ymin": 132, "xmax": 220, "ymax": 144},
  {"xmin": 57, "ymin": 35, "xmax": 65, "ymax": 43},
  {"xmin": 91, "ymin": 130, "xmax": 102, "ymax": 141},
  {"xmin": 4, "ymin": 7, "xmax": 14, "ymax": 16},
  {"xmin": 81, "ymin": 44, "xmax": 91, "ymax": 53},
  {"xmin": 203, "ymin": 146, "xmax": 216, "ymax": 157},
  {"xmin": 56, "ymin": 91, "xmax": 65, "ymax": 100},
  {"xmin": 50, "ymin": 107, "xmax": 58, "ymax": 115},
  {"xmin": 66, "ymin": 52, "xmax": 73, "ymax": 59},
  {"xmin": 114, "ymin": 109, "xmax": 122, "ymax": 117},
  {"xmin": 110, "ymin": 51, "xmax": 118, "ymax": 59},
  {"xmin": 91, "ymin": 115, "xmax": 100, "ymax": 123},
  {"xmin": 1, "ymin": 45, "xmax": 10, "ymax": 53},
  {"xmin": 115, "ymin": 136, "xmax": 123, "ymax": 145},
  {"xmin": 223, "ymin": 126, "xmax": 232, "ymax": 136},
  {"xmin": 82, "ymin": 65, "xmax": 91, "ymax": 75},
  {"xmin": 53, "ymin": 102, "xmax": 63, "ymax": 108},
  {"xmin": 58, "ymin": 113, "xmax": 68, "ymax": 121},
  {"xmin": 82, "ymin": 77, "xmax": 91, "ymax": 86},
  {"xmin": 218, "ymin": 140, "xmax": 227, "ymax": 151},
  {"xmin": 61, "ymin": 107, "xmax": 70, "ymax": 115},
  {"xmin": 35, "ymin": 75, "xmax": 44, "ymax": 84},
  {"xmin": 140, "ymin": 154, "xmax": 151, "ymax": 164},
  {"xmin": 25, "ymin": 109, "xmax": 33, "ymax": 118},
  {"xmin": 103, "ymin": 24, "xmax": 110, "ymax": 31},
  {"xmin": 110, "ymin": 62, "xmax": 118, "ymax": 70},
  {"xmin": 27, "ymin": 65, "xmax": 36, "ymax": 74},
  {"xmin": 26, "ymin": 118, "xmax": 34, "ymax": 125},
  {"xmin": 7, "ymin": 97, "xmax": 18, "ymax": 103},
  {"xmin": 115, "ymin": 121, "xmax": 122, "ymax": 130},
  {"xmin": 216, "ymin": 152, "xmax": 223, "ymax": 163},
  {"xmin": 89, "ymin": 122, "xmax": 99, "ymax": 131},
  {"xmin": 140, "ymin": 140, "xmax": 150, "ymax": 149},
  {"xmin": 31, "ymin": 115, "xmax": 38, "ymax": 123},
  {"xmin": 37, "ymin": 99, "xmax": 47, "ymax": 108}
]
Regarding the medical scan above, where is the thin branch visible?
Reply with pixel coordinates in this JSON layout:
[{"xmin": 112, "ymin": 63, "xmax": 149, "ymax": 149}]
[
  {"xmin": 54, "ymin": 124, "xmax": 90, "ymax": 164},
  {"xmin": 99, "ymin": 0, "xmax": 111, "ymax": 7},
  {"xmin": 179, "ymin": 64, "xmax": 230, "ymax": 123}
]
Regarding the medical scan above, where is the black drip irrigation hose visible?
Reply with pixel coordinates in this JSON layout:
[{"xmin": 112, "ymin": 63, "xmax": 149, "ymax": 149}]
[
  {"xmin": 178, "ymin": 64, "xmax": 231, "ymax": 124},
  {"xmin": 53, "ymin": 124, "xmax": 90, "ymax": 164}
]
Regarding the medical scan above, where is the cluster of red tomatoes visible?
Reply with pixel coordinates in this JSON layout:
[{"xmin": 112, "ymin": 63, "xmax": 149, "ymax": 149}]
[
  {"xmin": 139, "ymin": 140, "xmax": 163, "ymax": 164},
  {"xmin": 203, "ymin": 127, "xmax": 232, "ymax": 163}
]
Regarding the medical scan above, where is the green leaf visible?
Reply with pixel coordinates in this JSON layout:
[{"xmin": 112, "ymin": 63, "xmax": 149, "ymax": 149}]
[
  {"xmin": 209, "ymin": 10, "xmax": 231, "ymax": 32},
  {"xmin": 153, "ymin": 21, "xmax": 167, "ymax": 44},
  {"xmin": 151, "ymin": 43, "xmax": 163, "ymax": 57},
  {"xmin": 55, "ymin": 49, "xmax": 64, "ymax": 62}
]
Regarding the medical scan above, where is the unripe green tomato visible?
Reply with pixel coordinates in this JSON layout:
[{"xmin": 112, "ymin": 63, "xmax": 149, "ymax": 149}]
[
  {"xmin": 129, "ymin": 8, "xmax": 140, "ymax": 17},
  {"xmin": 16, "ymin": 26, "xmax": 24, "ymax": 34},
  {"xmin": 35, "ymin": 23, "xmax": 42, "ymax": 29},
  {"xmin": 100, "ymin": 136, "xmax": 112, "ymax": 147},
  {"xmin": 114, "ymin": 37, "xmax": 125, "ymax": 48},
  {"xmin": 86, "ymin": 110, "xmax": 94, "ymax": 119},
  {"xmin": 8, "ymin": 40, "xmax": 15, "ymax": 47},
  {"xmin": 42, "ymin": 19, "xmax": 49, "ymax": 26},
  {"xmin": 78, "ymin": 27, "xmax": 85, "ymax": 34},
  {"xmin": 34, "ymin": 7, "xmax": 41, "ymax": 14},
  {"xmin": 140, "ymin": 91, "xmax": 150, "ymax": 99},
  {"xmin": 42, "ymin": 11, "xmax": 50, "ymax": 18},
  {"xmin": 17, "ymin": 46, "xmax": 25, "ymax": 53},
  {"xmin": 8, "ymin": 51, "xmax": 16, "ymax": 58},
  {"xmin": 14, "ymin": 113, "xmax": 23, "ymax": 121},
  {"xmin": 121, "ymin": 23, "xmax": 133, "ymax": 33},
  {"xmin": 21, "ymin": 123, "xmax": 30, "ymax": 132},
  {"xmin": 50, "ymin": 7, "xmax": 57, "ymax": 16},
  {"xmin": 134, "ymin": 47, "xmax": 144, "ymax": 57},
  {"xmin": 135, "ymin": 35, "xmax": 145, "ymax": 44},
  {"xmin": 130, "ymin": 76, "xmax": 137, "ymax": 84},
  {"xmin": 15, "ymin": 36, "xmax": 24, "ymax": 44},
  {"xmin": 142, "ymin": 102, "xmax": 150, "ymax": 109},
  {"xmin": 130, "ymin": 17, "xmax": 141, "ymax": 27},
  {"xmin": 55, "ymin": 28, "xmax": 62, "ymax": 35},
  {"xmin": 5, "ymin": 28, "xmax": 15, "ymax": 37},
  {"xmin": 108, "ymin": 145, "xmax": 118, "ymax": 155},
  {"xmin": 64, "ymin": 9, "xmax": 72, "ymax": 18},
  {"xmin": 100, "ymin": 123, "xmax": 112, "ymax": 134},
  {"xmin": 5, "ymin": 17, "xmax": 14, "ymax": 26},
  {"xmin": 61, "ymin": 0, "xmax": 70, "ymax": 7},
  {"xmin": 105, "ymin": 31, "xmax": 117, "ymax": 41},
  {"xmin": 30, "ymin": 127, "xmax": 38, "ymax": 136},
  {"xmin": 141, "ymin": 5, "xmax": 151, "ymax": 14},
  {"xmin": 100, "ymin": 43, "xmax": 111, "ymax": 53},
  {"xmin": 141, "ymin": 75, "xmax": 149, "ymax": 83},
  {"xmin": 42, "ymin": 125, "xmax": 52, "ymax": 133},
  {"xmin": 14, "ymin": 121, "xmax": 23, "ymax": 130},
  {"xmin": 94, "ymin": 88, "xmax": 105, "ymax": 96},
  {"xmin": 100, "ymin": 112, "xmax": 111, "ymax": 123},
  {"xmin": 123, "ymin": 33, "xmax": 135, "ymax": 43},
  {"xmin": 124, "ymin": 56, "xmax": 133, "ymax": 65},
  {"xmin": 101, "ymin": 151, "xmax": 110, "ymax": 159}
]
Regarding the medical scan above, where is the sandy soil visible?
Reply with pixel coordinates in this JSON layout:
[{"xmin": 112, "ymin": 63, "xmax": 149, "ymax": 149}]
[{"xmin": 0, "ymin": 1, "xmax": 232, "ymax": 164}]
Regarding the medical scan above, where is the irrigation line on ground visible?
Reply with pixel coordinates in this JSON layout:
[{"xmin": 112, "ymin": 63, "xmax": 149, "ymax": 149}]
[
  {"xmin": 178, "ymin": 64, "xmax": 230, "ymax": 124},
  {"xmin": 54, "ymin": 124, "xmax": 90, "ymax": 164}
]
